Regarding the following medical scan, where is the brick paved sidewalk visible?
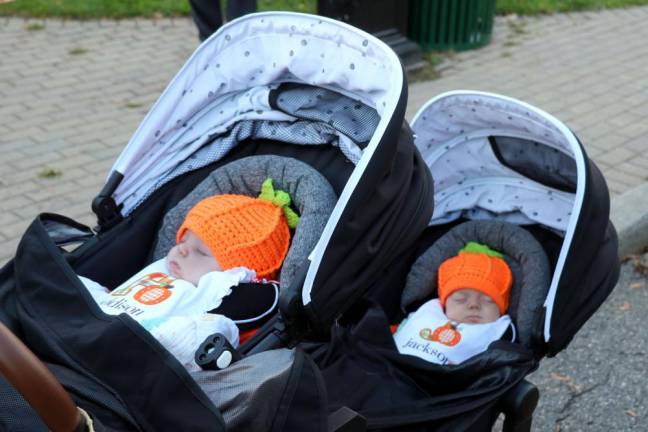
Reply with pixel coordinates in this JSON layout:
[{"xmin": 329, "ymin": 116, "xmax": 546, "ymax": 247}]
[
  {"xmin": 0, "ymin": 17, "xmax": 197, "ymax": 264},
  {"xmin": 408, "ymin": 8, "xmax": 648, "ymax": 195},
  {"xmin": 2, "ymin": 8, "xmax": 648, "ymax": 265}
]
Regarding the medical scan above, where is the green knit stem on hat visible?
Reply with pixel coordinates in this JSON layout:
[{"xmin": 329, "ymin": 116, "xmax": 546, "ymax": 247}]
[
  {"xmin": 460, "ymin": 241, "xmax": 504, "ymax": 258},
  {"xmin": 258, "ymin": 178, "xmax": 300, "ymax": 229}
]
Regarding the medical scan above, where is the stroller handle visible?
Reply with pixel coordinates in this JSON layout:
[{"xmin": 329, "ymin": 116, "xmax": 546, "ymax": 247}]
[{"xmin": 0, "ymin": 322, "xmax": 84, "ymax": 432}]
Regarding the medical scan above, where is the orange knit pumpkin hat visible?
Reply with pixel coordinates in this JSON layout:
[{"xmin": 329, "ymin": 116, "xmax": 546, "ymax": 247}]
[
  {"xmin": 176, "ymin": 178, "xmax": 300, "ymax": 280},
  {"xmin": 437, "ymin": 242, "xmax": 513, "ymax": 314}
]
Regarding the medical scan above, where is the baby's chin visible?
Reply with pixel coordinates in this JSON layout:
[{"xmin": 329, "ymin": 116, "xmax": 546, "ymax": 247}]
[
  {"xmin": 450, "ymin": 314, "xmax": 492, "ymax": 324},
  {"xmin": 462, "ymin": 316, "xmax": 486, "ymax": 324}
]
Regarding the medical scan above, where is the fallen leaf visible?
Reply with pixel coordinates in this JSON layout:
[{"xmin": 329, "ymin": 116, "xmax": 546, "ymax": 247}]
[
  {"xmin": 627, "ymin": 254, "xmax": 648, "ymax": 276},
  {"xmin": 567, "ymin": 382, "xmax": 583, "ymax": 393},
  {"xmin": 551, "ymin": 373, "xmax": 571, "ymax": 382},
  {"xmin": 0, "ymin": 0, "xmax": 16, "ymax": 4},
  {"xmin": 626, "ymin": 409, "xmax": 638, "ymax": 418},
  {"xmin": 630, "ymin": 282, "xmax": 645, "ymax": 290},
  {"xmin": 620, "ymin": 301, "xmax": 632, "ymax": 311}
]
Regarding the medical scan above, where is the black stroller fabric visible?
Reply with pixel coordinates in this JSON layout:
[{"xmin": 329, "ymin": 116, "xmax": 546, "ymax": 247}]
[
  {"xmin": 0, "ymin": 375, "xmax": 49, "ymax": 432},
  {"xmin": 547, "ymin": 157, "xmax": 619, "ymax": 353},
  {"xmin": 3, "ymin": 214, "xmax": 224, "ymax": 431},
  {"xmin": 306, "ymin": 303, "xmax": 535, "ymax": 431},
  {"xmin": 0, "ymin": 214, "xmax": 328, "ymax": 431}
]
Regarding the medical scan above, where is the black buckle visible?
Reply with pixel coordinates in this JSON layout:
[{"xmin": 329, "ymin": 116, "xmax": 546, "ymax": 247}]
[{"xmin": 195, "ymin": 333, "xmax": 242, "ymax": 370}]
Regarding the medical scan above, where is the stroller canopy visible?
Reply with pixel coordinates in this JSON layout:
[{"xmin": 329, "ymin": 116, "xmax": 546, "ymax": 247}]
[
  {"xmin": 100, "ymin": 12, "xmax": 432, "ymax": 329},
  {"xmin": 411, "ymin": 91, "xmax": 618, "ymax": 355}
]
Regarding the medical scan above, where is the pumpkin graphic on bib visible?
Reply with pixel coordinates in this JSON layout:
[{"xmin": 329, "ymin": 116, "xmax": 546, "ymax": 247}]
[
  {"xmin": 134, "ymin": 286, "xmax": 172, "ymax": 305},
  {"xmin": 431, "ymin": 322, "xmax": 462, "ymax": 346}
]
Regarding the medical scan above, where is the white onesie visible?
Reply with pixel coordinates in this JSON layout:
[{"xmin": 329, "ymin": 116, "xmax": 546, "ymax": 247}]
[
  {"xmin": 79, "ymin": 259, "xmax": 255, "ymax": 371},
  {"xmin": 393, "ymin": 299, "xmax": 514, "ymax": 365}
]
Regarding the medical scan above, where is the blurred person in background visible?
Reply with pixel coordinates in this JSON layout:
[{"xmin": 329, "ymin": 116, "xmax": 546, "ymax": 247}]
[{"xmin": 189, "ymin": 0, "xmax": 257, "ymax": 41}]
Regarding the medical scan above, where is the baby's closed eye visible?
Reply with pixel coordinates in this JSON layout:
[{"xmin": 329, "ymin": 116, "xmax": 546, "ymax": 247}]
[{"xmin": 481, "ymin": 295, "xmax": 495, "ymax": 304}]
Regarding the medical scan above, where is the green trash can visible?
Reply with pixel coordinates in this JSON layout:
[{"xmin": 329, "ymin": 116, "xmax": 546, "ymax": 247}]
[{"xmin": 408, "ymin": 0, "xmax": 496, "ymax": 51}]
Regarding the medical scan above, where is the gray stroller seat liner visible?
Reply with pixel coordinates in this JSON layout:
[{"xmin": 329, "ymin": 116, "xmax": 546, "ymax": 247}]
[
  {"xmin": 402, "ymin": 220, "xmax": 551, "ymax": 350},
  {"xmin": 152, "ymin": 154, "xmax": 337, "ymax": 289}
]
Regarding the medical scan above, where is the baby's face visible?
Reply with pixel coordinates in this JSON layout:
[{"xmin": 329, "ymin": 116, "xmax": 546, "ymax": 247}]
[
  {"xmin": 444, "ymin": 288, "xmax": 501, "ymax": 324},
  {"xmin": 166, "ymin": 230, "xmax": 221, "ymax": 285}
]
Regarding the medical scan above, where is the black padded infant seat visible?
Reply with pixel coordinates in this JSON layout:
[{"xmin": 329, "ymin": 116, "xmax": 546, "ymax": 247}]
[{"xmin": 402, "ymin": 220, "xmax": 551, "ymax": 349}]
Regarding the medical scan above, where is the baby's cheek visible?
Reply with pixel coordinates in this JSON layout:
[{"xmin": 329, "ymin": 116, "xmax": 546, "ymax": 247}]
[
  {"xmin": 486, "ymin": 304, "xmax": 501, "ymax": 320},
  {"xmin": 167, "ymin": 247, "xmax": 178, "ymax": 260}
]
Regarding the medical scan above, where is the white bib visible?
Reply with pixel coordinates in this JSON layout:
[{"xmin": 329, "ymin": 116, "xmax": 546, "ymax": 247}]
[
  {"xmin": 393, "ymin": 299, "xmax": 513, "ymax": 365},
  {"xmin": 81, "ymin": 259, "xmax": 253, "ymax": 329},
  {"xmin": 79, "ymin": 260, "xmax": 257, "ymax": 370}
]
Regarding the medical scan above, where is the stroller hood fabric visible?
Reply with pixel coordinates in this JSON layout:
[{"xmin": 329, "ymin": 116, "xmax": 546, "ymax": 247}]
[
  {"xmin": 99, "ymin": 11, "xmax": 433, "ymax": 330},
  {"xmin": 411, "ymin": 91, "xmax": 619, "ymax": 355}
]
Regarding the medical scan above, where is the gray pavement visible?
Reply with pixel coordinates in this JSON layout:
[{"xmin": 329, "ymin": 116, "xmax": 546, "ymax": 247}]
[
  {"xmin": 1, "ymin": 7, "xmax": 648, "ymax": 431},
  {"xmin": 524, "ymin": 260, "xmax": 648, "ymax": 431}
]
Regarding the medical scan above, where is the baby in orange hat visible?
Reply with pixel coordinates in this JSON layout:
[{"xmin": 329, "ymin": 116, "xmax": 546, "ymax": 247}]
[
  {"xmin": 393, "ymin": 242, "xmax": 514, "ymax": 365},
  {"xmin": 80, "ymin": 178, "xmax": 298, "ymax": 371},
  {"xmin": 169, "ymin": 177, "xmax": 299, "ymax": 284},
  {"xmin": 438, "ymin": 242, "xmax": 512, "ymax": 325}
]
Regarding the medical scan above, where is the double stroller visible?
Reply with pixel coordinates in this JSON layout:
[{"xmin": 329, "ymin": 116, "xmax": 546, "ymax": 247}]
[{"xmin": 0, "ymin": 11, "xmax": 618, "ymax": 432}]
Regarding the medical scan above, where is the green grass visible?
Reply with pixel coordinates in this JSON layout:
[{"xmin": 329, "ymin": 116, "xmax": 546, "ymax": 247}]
[
  {"xmin": 497, "ymin": 0, "xmax": 648, "ymax": 15},
  {"xmin": 2, "ymin": 0, "xmax": 648, "ymax": 19},
  {"xmin": 0, "ymin": 0, "xmax": 188, "ymax": 19},
  {"xmin": 258, "ymin": 0, "xmax": 315, "ymax": 14},
  {"xmin": 0, "ymin": 0, "xmax": 316, "ymax": 19}
]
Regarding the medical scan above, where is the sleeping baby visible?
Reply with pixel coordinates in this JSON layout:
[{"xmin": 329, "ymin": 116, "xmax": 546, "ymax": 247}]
[
  {"xmin": 393, "ymin": 242, "xmax": 514, "ymax": 365},
  {"xmin": 79, "ymin": 178, "xmax": 298, "ymax": 371}
]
